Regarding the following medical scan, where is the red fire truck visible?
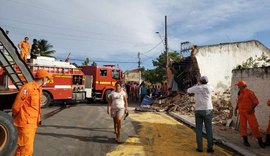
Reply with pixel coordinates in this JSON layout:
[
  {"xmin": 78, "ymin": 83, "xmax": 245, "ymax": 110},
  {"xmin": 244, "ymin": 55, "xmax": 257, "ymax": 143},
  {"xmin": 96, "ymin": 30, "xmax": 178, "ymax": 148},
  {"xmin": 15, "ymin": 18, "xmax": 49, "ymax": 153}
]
[
  {"xmin": 0, "ymin": 56, "xmax": 93, "ymax": 107},
  {"xmin": 0, "ymin": 27, "xmax": 122, "ymax": 154},
  {"xmin": 0, "ymin": 58, "xmax": 123, "ymax": 107},
  {"xmin": 82, "ymin": 64, "xmax": 123, "ymax": 102}
]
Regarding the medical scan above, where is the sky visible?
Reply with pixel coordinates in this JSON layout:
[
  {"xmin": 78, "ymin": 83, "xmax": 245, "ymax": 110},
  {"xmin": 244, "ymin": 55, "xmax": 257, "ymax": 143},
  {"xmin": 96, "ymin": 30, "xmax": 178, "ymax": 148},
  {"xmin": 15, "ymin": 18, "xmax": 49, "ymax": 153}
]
[{"xmin": 1, "ymin": 0, "xmax": 270, "ymax": 71}]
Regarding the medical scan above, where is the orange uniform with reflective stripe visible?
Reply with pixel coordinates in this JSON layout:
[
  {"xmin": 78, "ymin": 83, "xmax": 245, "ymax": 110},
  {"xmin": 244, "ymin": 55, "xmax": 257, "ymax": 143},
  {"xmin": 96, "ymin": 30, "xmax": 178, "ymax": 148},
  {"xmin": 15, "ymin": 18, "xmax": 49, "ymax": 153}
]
[
  {"xmin": 18, "ymin": 41, "xmax": 30, "ymax": 62},
  {"xmin": 12, "ymin": 81, "xmax": 42, "ymax": 156},
  {"xmin": 237, "ymin": 88, "xmax": 261, "ymax": 138}
]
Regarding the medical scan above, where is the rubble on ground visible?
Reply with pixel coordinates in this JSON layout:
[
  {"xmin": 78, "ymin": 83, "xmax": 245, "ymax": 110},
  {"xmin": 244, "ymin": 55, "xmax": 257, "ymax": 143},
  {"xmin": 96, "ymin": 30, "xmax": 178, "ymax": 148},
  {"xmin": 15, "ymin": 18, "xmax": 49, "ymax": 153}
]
[{"xmin": 137, "ymin": 90, "xmax": 233, "ymax": 126}]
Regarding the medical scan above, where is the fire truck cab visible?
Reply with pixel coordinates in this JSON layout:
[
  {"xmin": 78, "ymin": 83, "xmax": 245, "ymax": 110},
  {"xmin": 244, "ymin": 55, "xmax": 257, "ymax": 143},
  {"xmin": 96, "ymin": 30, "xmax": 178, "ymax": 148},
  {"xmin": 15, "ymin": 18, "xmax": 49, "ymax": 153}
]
[{"xmin": 82, "ymin": 65, "xmax": 122, "ymax": 102}]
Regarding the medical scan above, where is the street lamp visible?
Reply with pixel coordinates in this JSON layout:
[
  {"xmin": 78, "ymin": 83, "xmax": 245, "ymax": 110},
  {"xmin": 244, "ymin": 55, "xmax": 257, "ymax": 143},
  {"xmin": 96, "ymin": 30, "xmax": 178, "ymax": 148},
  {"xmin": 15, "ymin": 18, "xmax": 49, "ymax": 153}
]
[
  {"xmin": 156, "ymin": 32, "xmax": 164, "ymax": 45},
  {"xmin": 155, "ymin": 31, "xmax": 168, "ymax": 72}
]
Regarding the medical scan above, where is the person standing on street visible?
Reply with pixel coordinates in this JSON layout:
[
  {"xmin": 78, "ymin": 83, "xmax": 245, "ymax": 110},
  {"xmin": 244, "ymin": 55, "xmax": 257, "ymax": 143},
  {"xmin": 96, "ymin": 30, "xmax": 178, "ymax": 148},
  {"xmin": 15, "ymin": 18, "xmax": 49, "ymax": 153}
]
[
  {"xmin": 30, "ymin": 39, "xmax": 40, "ymax": 59},
  {"xmin": 187, "ymin": 76, "xmax": 214, "ymax": 153},
  {"xmin": 107, "ymin": 81, "xmax": 128, "ymax": 143},
  {"xmin": 140, "ymin": 83, "xmax": 147, "ymax": 103},
  {"xmin": 12, "ymin": 69, "xmax": 52, "ymax": 156},
  {"xmin": 265, "ymin": 99, "xmax": 270, "ymax": 146},
  {"xmin": 234, "ymin": 80, "xmax": 265, "ymax": 148},
  {"xmin": 18, "ymin": 37, "xmax": 30, "ymax": 62}
]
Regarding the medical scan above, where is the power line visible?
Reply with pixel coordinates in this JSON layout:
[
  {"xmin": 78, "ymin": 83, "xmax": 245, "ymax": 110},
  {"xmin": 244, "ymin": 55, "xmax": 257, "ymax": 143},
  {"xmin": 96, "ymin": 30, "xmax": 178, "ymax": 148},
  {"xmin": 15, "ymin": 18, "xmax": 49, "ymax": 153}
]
[
  {"xmin": 141, "ymin": 41, "xmax": 163, "ymax": 55},
  {"xmin": 0, "ymin": 17, "xmax": 135, "ymax": 40},
  {"xmin": 0, "ymin": 23, "xmax": 136, "ymax": 45},
  {"xmin": 58, "ymin": 57, "xmax": 137, "ymax": 64}
]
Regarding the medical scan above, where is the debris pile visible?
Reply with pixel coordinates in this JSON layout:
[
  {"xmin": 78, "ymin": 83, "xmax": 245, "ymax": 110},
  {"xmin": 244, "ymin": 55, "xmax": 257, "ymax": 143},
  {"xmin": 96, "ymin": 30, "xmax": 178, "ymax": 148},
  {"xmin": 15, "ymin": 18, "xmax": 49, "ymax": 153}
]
[
  {"xmin": 136, "ymin": 50, "xmax": 233, "ymax": 126},
  {"xmin": 151, "ymin": 94, "xmax": 195, "ymax": 115},
  {"xmin": 211, "ymin": 90, "xmax": 233, "ymax": 126},
  {"xmin": 139, "ymin": 90, "xmax": 233, "ymax": 126}
]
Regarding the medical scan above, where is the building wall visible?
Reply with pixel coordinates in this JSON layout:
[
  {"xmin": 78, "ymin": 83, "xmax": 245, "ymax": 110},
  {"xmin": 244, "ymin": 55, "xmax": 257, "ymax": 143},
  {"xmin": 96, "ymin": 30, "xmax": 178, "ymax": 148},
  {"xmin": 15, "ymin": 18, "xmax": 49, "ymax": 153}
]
[
  {"xmin": 124, "ymin": 70, "xmax": 141, "ymax": 83},
  {"xmin": 231, "ymin": 67, "xmax": 270, "ymax": 131},
  {"xmin": 194, "ymin": 40, "xmax": 270, "ymax": 93}
]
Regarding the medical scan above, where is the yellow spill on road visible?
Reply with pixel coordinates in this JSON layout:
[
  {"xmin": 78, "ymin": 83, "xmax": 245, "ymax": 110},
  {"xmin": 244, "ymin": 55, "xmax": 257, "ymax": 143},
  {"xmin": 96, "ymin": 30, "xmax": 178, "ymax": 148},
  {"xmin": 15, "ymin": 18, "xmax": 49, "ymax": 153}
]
[{"xmin": 107, "ymin": 112, "xmax": 234, "ymax": 156}]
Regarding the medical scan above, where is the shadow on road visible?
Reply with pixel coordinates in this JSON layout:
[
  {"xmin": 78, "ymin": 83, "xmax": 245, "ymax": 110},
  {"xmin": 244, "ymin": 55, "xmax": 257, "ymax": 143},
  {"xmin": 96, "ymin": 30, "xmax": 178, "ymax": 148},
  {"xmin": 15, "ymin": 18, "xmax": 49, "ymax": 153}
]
[
  {"xmin": 39, "ymin": 124, "xmax": 113, "ymax": 133},
  {"xmin": 36, "ymin": 132, "xmax": 118, "ymax": 144}
]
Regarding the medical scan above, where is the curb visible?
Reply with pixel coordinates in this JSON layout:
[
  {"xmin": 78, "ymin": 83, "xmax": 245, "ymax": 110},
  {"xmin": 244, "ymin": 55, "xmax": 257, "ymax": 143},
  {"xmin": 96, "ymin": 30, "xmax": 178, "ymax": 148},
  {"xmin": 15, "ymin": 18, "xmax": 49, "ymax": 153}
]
[{"xmin": 168, "ymin": 112, "xmax": 257, "ymax": 156}]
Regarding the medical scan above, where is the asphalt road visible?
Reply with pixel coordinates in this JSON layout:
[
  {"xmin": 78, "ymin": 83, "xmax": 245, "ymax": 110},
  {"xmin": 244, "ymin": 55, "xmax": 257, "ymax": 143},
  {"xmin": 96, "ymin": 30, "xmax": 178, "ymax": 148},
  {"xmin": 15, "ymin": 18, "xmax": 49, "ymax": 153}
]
[
  {"xmin": 8, "ymin": 102, "xmax": 237, "ymax": 156},
  {"xmin": 34, "ymin": 103, "xmax": 137, "ymax": 156}
]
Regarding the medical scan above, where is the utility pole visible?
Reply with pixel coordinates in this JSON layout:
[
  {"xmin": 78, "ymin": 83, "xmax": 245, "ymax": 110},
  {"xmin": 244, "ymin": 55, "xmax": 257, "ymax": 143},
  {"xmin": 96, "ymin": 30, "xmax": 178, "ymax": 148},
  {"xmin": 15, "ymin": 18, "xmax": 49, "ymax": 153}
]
[
  {"xmin": 164, "ymin": 16, "xmax": 168, "ymax": 81},
  {"xmin": 165, "ymin": 16, "xmax": 168, "ymax": 62},
  {"xmin": 138, "ymin": 52, "xmax": 141, "ymax": 84}
]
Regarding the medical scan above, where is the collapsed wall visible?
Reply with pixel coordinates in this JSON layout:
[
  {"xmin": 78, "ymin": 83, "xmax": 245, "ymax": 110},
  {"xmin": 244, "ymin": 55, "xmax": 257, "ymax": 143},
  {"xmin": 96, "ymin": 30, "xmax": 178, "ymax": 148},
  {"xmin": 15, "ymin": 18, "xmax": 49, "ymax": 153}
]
[
  {"xmin": 167, "ymin": 40, "xmax": 270, "ymax": 128},
  {"xmin": 171, "ymin": 56, "xmax": 200, "ymax": 92},
  {"xmin": 172, "ymin": 40, "xmax": 270, "ymax": 93}
]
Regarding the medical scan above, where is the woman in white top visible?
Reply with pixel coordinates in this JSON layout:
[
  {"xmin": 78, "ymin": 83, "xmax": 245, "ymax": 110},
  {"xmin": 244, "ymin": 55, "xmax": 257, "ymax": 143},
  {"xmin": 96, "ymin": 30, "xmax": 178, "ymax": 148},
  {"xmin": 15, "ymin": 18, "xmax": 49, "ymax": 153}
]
[{"xmin": 107, "ymin": 81, "xmax": 128, "ymax": 143}]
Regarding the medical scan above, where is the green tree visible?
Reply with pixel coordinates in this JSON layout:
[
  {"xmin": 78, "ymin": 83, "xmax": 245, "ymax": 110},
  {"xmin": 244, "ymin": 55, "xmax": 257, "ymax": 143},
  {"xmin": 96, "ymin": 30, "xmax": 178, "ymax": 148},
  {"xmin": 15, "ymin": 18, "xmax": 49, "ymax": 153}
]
[
  {"xmin": 38, "ymin": 39, "xmax": 55, "ymax": 57},
  {"xmin": 142, "ymin": 69, "xmax": 159, "ymax": 84},
  {"xmin": 142, "ymin": 51, "xmax": 182, "ymax": 83},
  {"xmin": 82, "ymin": 57, "xmax": 90, "ymax": 66},
  {"xmin": 235, "ymin": 53, "xmax": 270, "ymax": 69}
]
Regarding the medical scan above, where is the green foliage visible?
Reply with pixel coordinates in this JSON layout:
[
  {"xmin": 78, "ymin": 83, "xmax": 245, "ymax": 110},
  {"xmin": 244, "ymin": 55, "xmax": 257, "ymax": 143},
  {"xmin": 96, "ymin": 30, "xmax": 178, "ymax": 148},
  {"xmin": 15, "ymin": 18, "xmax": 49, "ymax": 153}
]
[
  {"xmin": 142, "ymin": 51, "xmax": 182, "ymax": 83},
  {"xmin": 235, "ymin": 53, "xmax": 270, "ymax": 69},
  {"xmin": 38, "ymin": 39, "xmax": 55, "ymax": 57},
  {"xmin": 142, "ymin": 69, "xmax": 161, "ymax": 84},
  {"xmin": 82, "ymin": 57, "xmax": 90, "ymax": 66}
]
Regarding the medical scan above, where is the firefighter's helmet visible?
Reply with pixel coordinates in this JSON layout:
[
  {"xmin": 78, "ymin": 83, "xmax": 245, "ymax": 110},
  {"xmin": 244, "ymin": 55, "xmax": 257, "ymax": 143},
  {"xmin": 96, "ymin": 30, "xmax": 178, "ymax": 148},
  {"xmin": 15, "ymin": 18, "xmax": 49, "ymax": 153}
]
[
  {"xmin": 235, "ymin": 80, "xmax": 247, "ymax": 87},
  {"xmin": 36, "ymin": 69, "xmax": 52, "ymax": 79}
]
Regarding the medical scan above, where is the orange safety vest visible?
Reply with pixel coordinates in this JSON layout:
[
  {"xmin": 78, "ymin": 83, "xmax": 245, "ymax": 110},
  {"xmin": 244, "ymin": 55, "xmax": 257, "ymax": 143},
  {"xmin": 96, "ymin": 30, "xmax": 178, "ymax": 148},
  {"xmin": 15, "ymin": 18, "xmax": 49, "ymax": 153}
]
[
  {"xmin": 237, "ymin": 88, "xmax": 259, "ymax": 112},
  {"xmin": 12, "ymin": 81, "xmax": 42, "ymax": 128}
]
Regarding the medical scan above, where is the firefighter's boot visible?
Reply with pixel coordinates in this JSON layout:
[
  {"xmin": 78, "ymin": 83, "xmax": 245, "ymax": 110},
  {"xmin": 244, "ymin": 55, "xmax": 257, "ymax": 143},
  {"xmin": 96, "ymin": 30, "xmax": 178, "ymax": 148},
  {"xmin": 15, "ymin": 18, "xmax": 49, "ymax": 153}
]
[
  {"xmin": 243, "ymin": 136, "xmax": 250, "ymax": 147},
  {"xmin": 257, "ymin": 137, "xmax": 265, "ymax": 148},
  {"xmin": 264, "ymin": 134, "xmax": 270, "ymax": 146}
]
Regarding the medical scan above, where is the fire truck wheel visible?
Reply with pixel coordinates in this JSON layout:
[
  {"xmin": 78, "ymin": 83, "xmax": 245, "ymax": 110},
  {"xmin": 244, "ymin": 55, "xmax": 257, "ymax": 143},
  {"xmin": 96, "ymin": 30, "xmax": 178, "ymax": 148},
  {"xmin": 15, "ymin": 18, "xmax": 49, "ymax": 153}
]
[
  {"xmin": 87, "ymin": 97, "xmax": 96, "ymax": 104},
  {"xmin": 103, "ymin": 90, "xmax": 112, "ymax": 103},
  {"xmin": 0, "ymin": 111, "xmax": 18, "ymax": 156},
  {"xmin": 41, "ymin": 92, "xmax": 52, "ymax": 108}
]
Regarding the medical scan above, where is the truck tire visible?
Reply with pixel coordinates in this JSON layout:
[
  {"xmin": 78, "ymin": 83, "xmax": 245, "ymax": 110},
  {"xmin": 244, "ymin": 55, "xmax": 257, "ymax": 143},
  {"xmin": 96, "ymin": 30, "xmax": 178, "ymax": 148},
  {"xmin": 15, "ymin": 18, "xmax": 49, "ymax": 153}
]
[
  {"xmin": 87, "ymin": 97, "xmax": 96, "ymax": 104},
  {"xmin": 41, "ymin": 91, "xmax": 52, "ymax": 108},
  {"xmin": 0, "ymin": 111, "xmax": 17, "ymax": 156},
  {"xmin": 103, "ymin": 90, "xmax": 112, "ymax": 103}
]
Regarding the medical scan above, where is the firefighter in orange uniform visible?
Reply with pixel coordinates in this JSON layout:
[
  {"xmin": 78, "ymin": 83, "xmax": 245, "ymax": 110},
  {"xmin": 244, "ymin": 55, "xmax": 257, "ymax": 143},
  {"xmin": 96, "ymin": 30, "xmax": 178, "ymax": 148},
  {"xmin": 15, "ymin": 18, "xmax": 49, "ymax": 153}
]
[
  {"xmin": 265, "ymin": 99, "xmax": 270, "ymax": 146},
  {"xmin": 12, "ymin": 69, "xmax": 52, "ymax": 156},
  {"xmin": 18, "ymin": 37, "xmax": 30, "ymax": 62},
  {"xmin": 234, "ymin": 80, "xmax": 265, "ymax": 148}
]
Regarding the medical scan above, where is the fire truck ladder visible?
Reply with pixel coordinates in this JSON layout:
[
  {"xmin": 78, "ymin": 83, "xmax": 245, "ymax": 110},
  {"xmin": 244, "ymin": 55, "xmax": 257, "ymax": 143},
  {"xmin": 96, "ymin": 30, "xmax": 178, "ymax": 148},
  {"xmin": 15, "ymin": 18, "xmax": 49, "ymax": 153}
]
[{"xmin": 0, "ymin": 27, "xmax": 34, "ymax": 90}]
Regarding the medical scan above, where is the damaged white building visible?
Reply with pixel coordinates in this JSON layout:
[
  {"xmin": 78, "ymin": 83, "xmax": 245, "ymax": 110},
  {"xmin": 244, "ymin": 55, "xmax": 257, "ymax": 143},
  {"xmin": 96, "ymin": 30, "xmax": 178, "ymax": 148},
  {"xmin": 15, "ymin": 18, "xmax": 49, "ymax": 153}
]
[{"xmin": 172, "ymin": 40, "xmax": 270, "ymax": 130}]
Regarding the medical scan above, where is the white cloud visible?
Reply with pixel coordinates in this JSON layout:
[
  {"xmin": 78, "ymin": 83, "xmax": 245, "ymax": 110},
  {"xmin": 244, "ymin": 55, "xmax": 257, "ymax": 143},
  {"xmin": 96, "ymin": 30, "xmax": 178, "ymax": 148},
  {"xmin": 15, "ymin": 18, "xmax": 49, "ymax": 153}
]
[{"xmin": 1, "ymin": 0, "xmax": 270, "ymax": 69}]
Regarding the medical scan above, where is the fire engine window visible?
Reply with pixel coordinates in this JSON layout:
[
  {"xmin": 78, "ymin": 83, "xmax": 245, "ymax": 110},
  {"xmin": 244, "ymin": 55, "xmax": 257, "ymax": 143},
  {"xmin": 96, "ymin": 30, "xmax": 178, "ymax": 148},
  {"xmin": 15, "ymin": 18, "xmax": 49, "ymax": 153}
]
[
  {"xmin": 100, "ymin": 69, "xmax": 107, "ymax": 76},
  {"xmin": 73, "ymin": 75, "xmax": 82, "ymax": 85},
  {"xmin": 112, "ymin": 70, "xmax": 120, "ymax": 79}
]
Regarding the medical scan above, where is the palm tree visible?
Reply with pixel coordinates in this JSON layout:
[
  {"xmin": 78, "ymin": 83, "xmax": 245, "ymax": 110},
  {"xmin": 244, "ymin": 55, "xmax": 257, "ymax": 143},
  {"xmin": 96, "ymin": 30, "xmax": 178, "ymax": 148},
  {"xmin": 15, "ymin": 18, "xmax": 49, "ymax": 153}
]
[
  {"xmin": 82, "ymin": 57, "xmax": 90, "ymax": 66},
  {"xmin": 38, "ymin": 39, "xmax": 55, "ymax": 57}
]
